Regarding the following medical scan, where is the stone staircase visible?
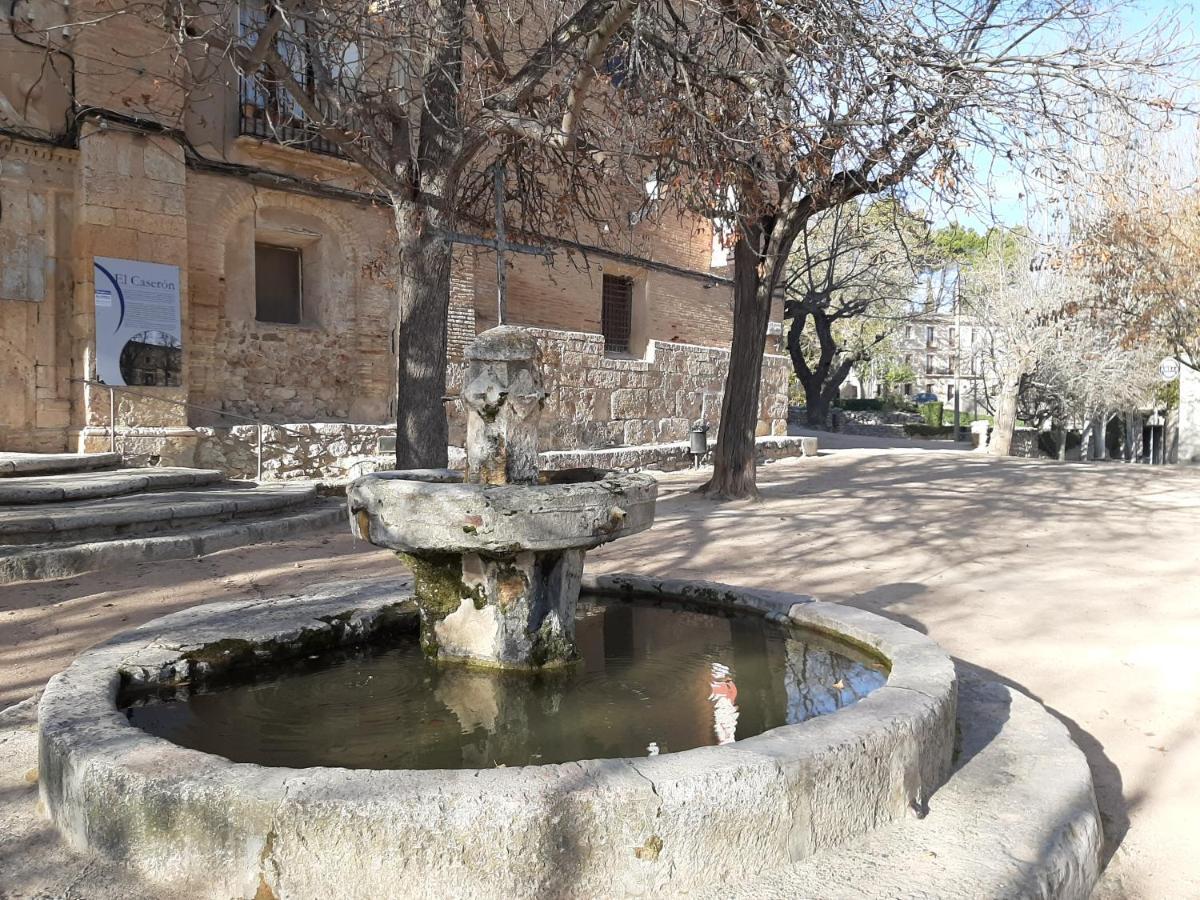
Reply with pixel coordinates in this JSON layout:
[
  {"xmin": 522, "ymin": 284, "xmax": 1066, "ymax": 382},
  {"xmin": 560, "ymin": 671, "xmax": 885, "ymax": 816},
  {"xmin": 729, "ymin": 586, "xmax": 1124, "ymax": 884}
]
[{"xmin": 0, "ymin": 452, "xmax": 345, "ymax": 584}]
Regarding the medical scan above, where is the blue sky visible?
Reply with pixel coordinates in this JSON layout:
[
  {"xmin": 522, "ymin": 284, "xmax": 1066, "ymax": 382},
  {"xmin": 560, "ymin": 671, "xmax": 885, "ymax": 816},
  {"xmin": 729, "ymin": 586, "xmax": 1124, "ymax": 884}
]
[{"xmin": 925, "ymin": 0, "xmax": 1198, "ymax": 235}]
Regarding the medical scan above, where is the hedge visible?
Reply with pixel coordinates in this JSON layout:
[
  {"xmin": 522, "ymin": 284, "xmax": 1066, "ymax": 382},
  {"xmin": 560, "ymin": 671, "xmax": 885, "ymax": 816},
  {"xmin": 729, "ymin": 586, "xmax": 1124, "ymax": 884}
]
[
  {"xmin": 904, "ymin": 423, "xmax": 958, "ymax": 438},
  {"xmin": 918, "ymin": 401, "xmax": 944, "ymax": 427}
]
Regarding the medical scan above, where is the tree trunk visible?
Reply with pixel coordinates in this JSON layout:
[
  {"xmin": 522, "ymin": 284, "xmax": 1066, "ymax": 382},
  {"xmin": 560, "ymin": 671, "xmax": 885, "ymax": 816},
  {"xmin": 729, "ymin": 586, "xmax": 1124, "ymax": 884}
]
[
  {"xmin": 393, "ymin": 202, "xmax": 452, "ymax": 469},
  {"xmin": 1094, "ymin": 415, "xmax": 1109, "ymax": 460},
  {"xmin": 1056, "ymin": 423, "xmax": 1068, "ymax": 461},
  {"xmin": 988, "ymin": 373, "xmax": 1020, "ymax": 456},
  {"xmin": 701, "ymin": 230, "xmax": 772, "ymax": 500},
  {"xmin": 1080, "ymin": 417, "xmax": 1094, "ymax": 462},
  {"xmin": 787, "ymin": 308, "xmax": 852, "ymax": 430}
]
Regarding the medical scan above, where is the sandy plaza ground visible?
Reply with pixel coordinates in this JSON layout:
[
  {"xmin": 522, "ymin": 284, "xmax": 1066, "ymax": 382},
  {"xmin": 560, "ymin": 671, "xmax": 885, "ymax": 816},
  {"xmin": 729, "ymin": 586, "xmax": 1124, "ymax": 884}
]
[{"xmin": 2, "ymin": 442, "xmax": 1198, "ymax": 898}]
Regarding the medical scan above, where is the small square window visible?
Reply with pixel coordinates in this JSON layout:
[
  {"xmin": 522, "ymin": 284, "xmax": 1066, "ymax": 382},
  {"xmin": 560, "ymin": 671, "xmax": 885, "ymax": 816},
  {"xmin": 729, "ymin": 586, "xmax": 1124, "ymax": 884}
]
[
  {"xmin": 255, "ymin": 244, "xmax": 302, "ymax": 324},
  {"xmin": 601, "ymin": 274, "xmax": 633, "ymax": 353}
]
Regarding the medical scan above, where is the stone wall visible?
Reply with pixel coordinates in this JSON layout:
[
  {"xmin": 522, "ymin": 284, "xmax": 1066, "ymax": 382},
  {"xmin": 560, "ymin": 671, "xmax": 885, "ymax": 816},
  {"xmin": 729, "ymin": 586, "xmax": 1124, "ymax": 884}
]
[
  {"xmin": 193, "ymin": 423, "xmax": 399, "ymax": 481},
  {"xmin": 0, "ymin": 140, "xmax": 76, "ymax": 452},
  {"xmin": 449, "ymin": 329, "xmax": 789, "ymax": 452},
  {"xmin": 176, "ymin": 329, "xmax": 790, "ymax": 480}
]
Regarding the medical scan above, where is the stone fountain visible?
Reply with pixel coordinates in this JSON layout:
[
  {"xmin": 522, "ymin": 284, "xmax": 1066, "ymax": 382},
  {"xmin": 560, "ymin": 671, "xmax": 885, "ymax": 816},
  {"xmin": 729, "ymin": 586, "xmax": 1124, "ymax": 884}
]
[
  {"xmin": 35, "ymin": 326, "xmax": 974, "ymax": 899},
  {"xmin": 347, "ymin": 326, "xmax": 656, "ymax": 668}
]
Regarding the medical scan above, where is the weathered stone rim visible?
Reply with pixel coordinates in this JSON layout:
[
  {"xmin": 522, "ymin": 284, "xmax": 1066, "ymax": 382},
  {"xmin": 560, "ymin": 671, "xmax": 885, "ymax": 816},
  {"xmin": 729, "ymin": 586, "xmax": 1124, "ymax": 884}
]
[
  {"xmin": 39, "ymin": 574, "xmax": 956, "ymax": 899},
  {"xmin": 347, "ymin": 469, "xmax": 659, "ymax": 553}
]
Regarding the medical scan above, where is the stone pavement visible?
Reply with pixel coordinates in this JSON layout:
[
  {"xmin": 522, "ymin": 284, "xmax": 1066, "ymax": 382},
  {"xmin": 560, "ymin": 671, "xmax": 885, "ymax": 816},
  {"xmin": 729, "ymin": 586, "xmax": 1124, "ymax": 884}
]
[{"xmin": 2, "ymin": 446, "xmax": 1198, "ymax": 897}]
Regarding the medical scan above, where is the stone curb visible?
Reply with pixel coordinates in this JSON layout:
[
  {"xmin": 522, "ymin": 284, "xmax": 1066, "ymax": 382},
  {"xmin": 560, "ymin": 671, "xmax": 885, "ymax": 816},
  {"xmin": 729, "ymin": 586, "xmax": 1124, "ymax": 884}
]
[
  {"xmin": 702, "ymin": 676, "xmax": 1103, "ymax": 900},
  {"xmin": 0, "ymin": 452, "xmax": 122, "ymax": 477},
  {"xmin": 0, "ymin": 467, "xmax": 226, "ymax": 505},
  {"xmin": 0, "ymin": 483, "xmax": 318, "ymax": 543},
  {"xmin": 38, "ymin": 575, "xmax": 955, "ymax": 899},
  {"xmin": 0, "ymin": 502, "xmax": 345, "ymax": 584}
]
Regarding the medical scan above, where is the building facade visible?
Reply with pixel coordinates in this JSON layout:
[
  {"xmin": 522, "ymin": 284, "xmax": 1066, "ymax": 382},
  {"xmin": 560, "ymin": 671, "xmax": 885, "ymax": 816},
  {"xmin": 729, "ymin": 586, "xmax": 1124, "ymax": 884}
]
[{"xmin": 0, "ymin": 4, "xmax": 788, "ymax": 469}]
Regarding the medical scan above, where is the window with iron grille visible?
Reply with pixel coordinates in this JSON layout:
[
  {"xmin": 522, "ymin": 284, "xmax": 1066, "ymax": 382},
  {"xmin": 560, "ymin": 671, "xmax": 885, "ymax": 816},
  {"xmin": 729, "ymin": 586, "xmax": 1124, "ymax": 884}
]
[{"xmin": 601, "ymin": 274, "xmax": 633, "ymax": 353}]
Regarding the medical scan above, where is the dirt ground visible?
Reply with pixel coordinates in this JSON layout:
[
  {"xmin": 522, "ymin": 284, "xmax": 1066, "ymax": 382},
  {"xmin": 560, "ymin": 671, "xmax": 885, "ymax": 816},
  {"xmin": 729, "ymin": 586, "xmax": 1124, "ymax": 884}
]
[{"xmin": 3, "ymin": 445, "xmax": 1198, "ymax": 898}]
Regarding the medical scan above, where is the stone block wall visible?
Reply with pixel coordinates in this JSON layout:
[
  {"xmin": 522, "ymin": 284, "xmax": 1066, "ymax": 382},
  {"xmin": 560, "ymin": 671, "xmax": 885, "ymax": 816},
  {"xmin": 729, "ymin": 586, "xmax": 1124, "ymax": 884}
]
[
  {"xmin": 0, "ymin": 140, "xmax": 76, "ymax": 451},
  {"xmin": 449, "ymin": 329, "xmax": 789, "ymax": 452},
  {"xmin": 193, "ymin": 423, "xmax": 399, "ymax": 481}
]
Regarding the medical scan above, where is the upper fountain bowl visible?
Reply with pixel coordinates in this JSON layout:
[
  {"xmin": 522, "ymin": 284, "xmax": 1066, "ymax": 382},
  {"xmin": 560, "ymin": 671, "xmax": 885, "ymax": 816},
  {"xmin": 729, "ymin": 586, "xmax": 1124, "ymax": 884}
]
[{"xmin": 348, "ymin": 467, "xmax": 657, "ymax": 555}]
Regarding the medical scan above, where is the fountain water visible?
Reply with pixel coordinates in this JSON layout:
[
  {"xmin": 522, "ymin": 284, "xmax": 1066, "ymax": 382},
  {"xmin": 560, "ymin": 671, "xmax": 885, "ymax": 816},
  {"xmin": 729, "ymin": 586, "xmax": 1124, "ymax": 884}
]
[{"xmin": 348, "ymin": 325, "xmax": 656, "ymax": 668}]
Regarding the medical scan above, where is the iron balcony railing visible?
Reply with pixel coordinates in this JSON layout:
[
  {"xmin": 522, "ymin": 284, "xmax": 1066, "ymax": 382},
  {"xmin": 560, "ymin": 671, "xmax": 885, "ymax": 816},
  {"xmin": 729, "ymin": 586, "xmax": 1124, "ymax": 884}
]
[{"xmin": 238, "ymin": 76, "xmax": 345, "ymax": 158}]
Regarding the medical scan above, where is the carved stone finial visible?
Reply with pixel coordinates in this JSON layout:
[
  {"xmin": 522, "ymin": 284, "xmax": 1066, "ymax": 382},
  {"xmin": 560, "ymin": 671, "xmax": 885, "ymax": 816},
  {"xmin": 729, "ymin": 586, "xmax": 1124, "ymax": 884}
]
[{"xmin": 462, "ymin": 326, "xmax": 545, "ymax": 485}]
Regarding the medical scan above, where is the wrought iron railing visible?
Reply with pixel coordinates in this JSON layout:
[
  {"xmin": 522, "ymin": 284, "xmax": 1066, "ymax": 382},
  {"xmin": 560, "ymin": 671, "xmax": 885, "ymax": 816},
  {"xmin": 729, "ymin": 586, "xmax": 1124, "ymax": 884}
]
[{"xmin": 238, "ymin": 76, "xmax": 345, "ymax": 158}]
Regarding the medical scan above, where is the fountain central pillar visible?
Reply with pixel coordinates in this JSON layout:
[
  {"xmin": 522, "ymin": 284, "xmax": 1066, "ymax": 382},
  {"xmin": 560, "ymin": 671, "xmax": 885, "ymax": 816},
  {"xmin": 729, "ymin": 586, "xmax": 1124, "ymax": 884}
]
[{"xmin": 349, "ymin": 325, "xmax": 656, "ymax": 670}]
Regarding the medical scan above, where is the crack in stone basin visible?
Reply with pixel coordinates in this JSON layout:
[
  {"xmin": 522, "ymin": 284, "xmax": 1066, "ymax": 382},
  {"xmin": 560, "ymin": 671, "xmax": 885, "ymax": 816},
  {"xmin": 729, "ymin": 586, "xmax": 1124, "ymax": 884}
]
[
  {"xmin": 119, "ymin": 597, "xmax": 889, "ymax": 770},
  {"xmin": 38, "ymin": 574, "xmax": 957, "ymax": 899}
]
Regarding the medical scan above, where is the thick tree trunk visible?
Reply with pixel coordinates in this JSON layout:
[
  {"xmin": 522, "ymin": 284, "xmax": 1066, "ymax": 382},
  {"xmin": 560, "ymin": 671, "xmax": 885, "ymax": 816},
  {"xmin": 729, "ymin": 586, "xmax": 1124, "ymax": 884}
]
[
  {"xmin": 1080, "ymin": 417, "xmax": 1094, "ymax": 461},
  {"xmin": 1056, "ymin": 423, "xmax": 1068, "ymax": 461},
  {"xmin": 787, "ymin": 309, "xmax": 852, "ymax": 430},
  {"xmin": 988, "ymin": 373, "xmax": 1020, "ymax": 456},
  {"xmin": 701, "ymin": 231, "xmax": 772, "ymax": 500},
  {"xmin": 393, "ymin": 203, "xmax": 452, "ymax": 469}
]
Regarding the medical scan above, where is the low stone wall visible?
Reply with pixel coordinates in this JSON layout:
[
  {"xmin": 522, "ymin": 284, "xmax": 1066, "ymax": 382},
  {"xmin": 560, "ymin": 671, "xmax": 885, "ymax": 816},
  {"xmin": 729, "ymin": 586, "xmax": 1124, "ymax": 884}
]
[
  {"xmin": 88, "ymin": 329, "xmax": 792, "ymax": 480},
  {"xmin": 192, "ymin": 423, "xmax": 397, "ymax": 480},
  {"xmin": 449, "ymin": 330, "xmax": 789, "ymax": 450}
]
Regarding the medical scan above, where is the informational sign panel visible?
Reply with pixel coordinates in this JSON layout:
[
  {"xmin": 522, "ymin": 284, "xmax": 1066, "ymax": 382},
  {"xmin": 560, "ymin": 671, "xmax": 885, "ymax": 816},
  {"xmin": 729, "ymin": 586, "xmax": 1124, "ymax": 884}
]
[
  {"xmin": 1159, "ymin": 357, "xmax": 1181, "ymax": 382},
  {"xmin": 93, "ymin": 257, "xmax": 182, "ymax": 387}
]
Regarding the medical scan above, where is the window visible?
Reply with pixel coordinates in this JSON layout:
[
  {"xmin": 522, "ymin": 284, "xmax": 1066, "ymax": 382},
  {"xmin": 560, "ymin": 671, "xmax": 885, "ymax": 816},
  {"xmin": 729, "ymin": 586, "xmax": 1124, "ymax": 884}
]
[
  {"xmin": 238, "ymin": 2, "xmax": 347, "ymax": 156},
  {"xmin": 948, "ymin": 327, "xmax": 957, "ymax": 344},
  {"xmin": 255, "ymin": 244, "xmax": 302, "ymax": 324},
  {"xmin": 904, "ymin": 325, "xmax": 913, "ymax": 339},
  {"xmin": 601, "ymin": 274, "xmax": 633, "ymax": 353},
  {"xmin": 925, "ymin": 354, "xmax": 934, "ymax": 374},
  {"xmin": 925, "ymin": 325, "xmax": 935, "ymax": 344}
]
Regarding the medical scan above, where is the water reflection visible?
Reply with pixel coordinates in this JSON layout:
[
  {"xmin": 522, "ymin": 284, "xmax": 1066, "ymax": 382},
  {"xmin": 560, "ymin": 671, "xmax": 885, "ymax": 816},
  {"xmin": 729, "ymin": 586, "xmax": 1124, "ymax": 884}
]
[
  {"xmin": 708, "ymin": 662, "xmax": 739, "ymax": 745},
  {"xmin": 122, "ymin": 600, "xmax": 887, "ymax": 770}
]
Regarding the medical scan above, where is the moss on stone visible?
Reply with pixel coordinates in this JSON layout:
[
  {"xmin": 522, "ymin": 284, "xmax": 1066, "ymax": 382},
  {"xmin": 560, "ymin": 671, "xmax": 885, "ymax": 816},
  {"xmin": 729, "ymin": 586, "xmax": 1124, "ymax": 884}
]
[{"xmin": 183, "ymin": 638, "xmax": 256, "ymax": 669}]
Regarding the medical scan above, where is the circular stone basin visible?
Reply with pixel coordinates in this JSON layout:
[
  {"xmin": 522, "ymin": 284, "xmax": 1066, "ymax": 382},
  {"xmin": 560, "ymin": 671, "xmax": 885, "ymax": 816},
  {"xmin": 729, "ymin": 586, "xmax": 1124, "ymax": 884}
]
[
  {"xmin": 347, "ymin": 468, "xmax": 657, "ymax": 553},
  {"xmin": 38, "ymin": 575, "xmax": 956, "ymax": 900},
  {"xmin": 120, "ymin": 598, "xmax": 889, "ymax": 770}
]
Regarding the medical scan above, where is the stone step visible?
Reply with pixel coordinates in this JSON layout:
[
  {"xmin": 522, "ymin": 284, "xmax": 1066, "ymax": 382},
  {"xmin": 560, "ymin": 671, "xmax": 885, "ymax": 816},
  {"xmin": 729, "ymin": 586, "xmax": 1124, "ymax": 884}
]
[
  {"xmin": 0, "ymin": 452, "xmax": 122, "ymax": 478},
  {"xmin": 0, "ymin": 500, "xmax": 346, "ymax": 584},
  {"xmin": 0, "ymin": 484, "xmax": 320, "ymax": 546},
  {"xmin": 0, "ymin": 468, "xmax": 226, "ymax": 505}
]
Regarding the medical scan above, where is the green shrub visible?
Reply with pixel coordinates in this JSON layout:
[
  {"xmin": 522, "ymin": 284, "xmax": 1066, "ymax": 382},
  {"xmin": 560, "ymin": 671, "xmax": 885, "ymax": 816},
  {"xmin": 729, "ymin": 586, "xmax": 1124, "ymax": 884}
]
[
  {"xmin": 840, "ymin": 398, "xmax": 885, "ymax": 411},
  {"xmin": 918, "ymin": 401, "xmax": 944, "ymax": 427},
  {"xmin": 904, "ymin": 423, "xmax": 957, "ymax": 438}
]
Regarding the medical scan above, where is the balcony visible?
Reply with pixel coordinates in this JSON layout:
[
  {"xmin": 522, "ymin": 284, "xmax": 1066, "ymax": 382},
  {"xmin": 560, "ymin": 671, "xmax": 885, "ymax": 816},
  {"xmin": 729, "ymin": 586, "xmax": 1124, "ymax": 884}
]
[{"xmin": 238, "ymin": 77, "xmax": 345, "ymax": 158}]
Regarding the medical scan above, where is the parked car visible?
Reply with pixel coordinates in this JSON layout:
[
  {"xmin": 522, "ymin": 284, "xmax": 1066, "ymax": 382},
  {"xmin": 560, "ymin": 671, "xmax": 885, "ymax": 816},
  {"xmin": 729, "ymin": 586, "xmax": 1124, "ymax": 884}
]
[{"xmin": 913, "ymin": 392, "xmax": 940, "ymax": 404}]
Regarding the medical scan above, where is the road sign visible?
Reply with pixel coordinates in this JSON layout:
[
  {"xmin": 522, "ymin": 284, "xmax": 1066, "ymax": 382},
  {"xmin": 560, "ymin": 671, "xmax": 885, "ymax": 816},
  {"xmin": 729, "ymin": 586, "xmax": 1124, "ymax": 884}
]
[{"xmin": 1159, "ymin": 357, "xmax": 1181, "ymax": 381}]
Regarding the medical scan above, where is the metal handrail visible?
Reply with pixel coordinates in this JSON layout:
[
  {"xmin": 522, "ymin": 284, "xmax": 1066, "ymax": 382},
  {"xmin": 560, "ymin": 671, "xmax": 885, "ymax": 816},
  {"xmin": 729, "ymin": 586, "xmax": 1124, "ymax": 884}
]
[{"xmin": 70, "ymin": 378, "xmax": 355, "ymax": 481}]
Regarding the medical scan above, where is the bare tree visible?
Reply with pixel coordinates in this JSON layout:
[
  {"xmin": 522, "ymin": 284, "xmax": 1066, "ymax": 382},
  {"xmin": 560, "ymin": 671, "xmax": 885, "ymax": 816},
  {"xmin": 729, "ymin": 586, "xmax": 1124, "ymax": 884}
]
[
  {"xmin": 966, "ymin": 243, "xmax": 1081, "ymax": 456},
  {"xmin": 1070, "ymin": 120, "xmax": 1200, "ymax": 371},
  {"xmin": 785, "ymin": 200, "xmax": 927, "ymax": 428},
  {"xmin": 25, "ymin": 0, "xmax": 653, "ymax": 467},
  {"xmin": 625, "ymin": 0, "xmax": 1196, "ymax": 496}
]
